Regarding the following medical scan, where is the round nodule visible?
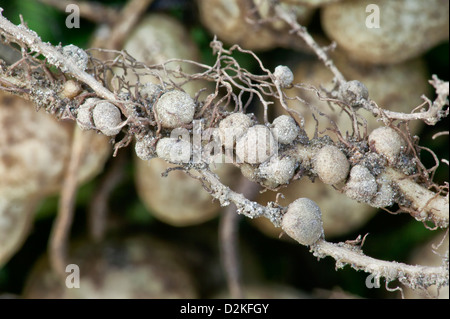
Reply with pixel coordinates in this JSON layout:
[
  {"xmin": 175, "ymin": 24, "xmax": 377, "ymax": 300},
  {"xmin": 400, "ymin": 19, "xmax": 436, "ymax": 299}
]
[
  {"xmin": 235, "ymin": 125, "xmax": 276, "ymax": 164},
  {"xmin": 156, "ymin": 137, "xmax": 191, "ymax": 164},
  {"xmin": 369, "ymin": 126, "xmax": 406, "ymax": 163},
  {"xmin": 274, "ymin": 65, "xmax": 294, "ymax": 88},
  {"xmin": 313, "ymin": 145, "xmax": 349, "ymax": 185},
  {"xmin": 154, "ymin": 90, "xmax": 196, "ymax": 129},
  {"xmin": 281, "ymin": 198, "xmax": 324, "ymax": 246},
  {"xmin": 271, "ymin": 115, "xmax": 300, "ymax": 145},
  {"xmin": 92, "ymin": 101, "xmax": 122, "ymax": 136}
]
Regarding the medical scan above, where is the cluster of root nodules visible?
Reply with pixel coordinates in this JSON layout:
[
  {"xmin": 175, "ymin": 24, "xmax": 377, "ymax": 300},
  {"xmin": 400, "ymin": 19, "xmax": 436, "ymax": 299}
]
[
  {"xmin": 82, "ymin": 40, "xmax": 310, "ymax": 161},
  {"xmin": 1, "ymin": 37, "xmax": 447, "ymax": 226}
]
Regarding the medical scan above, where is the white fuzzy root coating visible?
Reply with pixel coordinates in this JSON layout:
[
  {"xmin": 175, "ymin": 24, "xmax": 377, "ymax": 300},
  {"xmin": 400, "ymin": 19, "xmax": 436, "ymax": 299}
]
[
  {"xmin": 313, "ymin": 145, "xmax": 350, "ymax": 185},
  {"xmin": 258, "ymin": 156, "xmax": 297, "ymax": 187},
  {"xmin": 344, "ymin": 165, "xmax": 377, "ymax": 203},
  {"xmin": 92, "ymin": 101, "xmax": 122, "ymax": 136},
  {"xmin": 273, "ymin": 65, "xmax": 294, "ymax": 88},
  {"xmin": 369, "ymin": 127, "xmax": 406, "ymax": 163},
  {"xmin": 62, "ymin": 44, "xmax": 89, "ymax": 71},
  {"xmin": 218, "ymin": 113, "xmax": 253, "ymax": 149},
  {"xmin": 271, "ymin": 115, "xmax": 300, "ymax": 144},
  {"xmin": 235, "ymin": 125, "xmax": 277, "ymax": 164},
  {"xmin": 281, "ymin": 198, "xmax": 324, "ymax": 246},
  {"xmin": 154, "ymin": 90, "xmax": 196, "ymax": 129},
  {"xmin": 240, "ymin": 163, "xmax": 258, "ymax": 182},
  {"xmin": 156, "ymin": 137, "xmax": 191, "ymax": 164},
  {"xmin": 76, "ymin": 98, "xmax": 99, "ymax": 131},
  {"xmin": 370, "ymin": 175, "xmax": 395, "ymax": 208}
]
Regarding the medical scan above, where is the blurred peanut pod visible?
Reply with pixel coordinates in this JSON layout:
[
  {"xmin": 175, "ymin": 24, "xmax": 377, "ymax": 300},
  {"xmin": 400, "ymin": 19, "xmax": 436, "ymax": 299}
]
[
  {"xmin": 23, "ymin": 234, "xmax": 198, "ymax": 298},
  {"xmin": 197, "ymin": 0, "xmax": 314, "ymax": 51},
  {"xmin": 0, "ymin": 92, "xmax": 110, "ymax": 266},
  {"xmin": 322, "ymin": 0, "xmax": 449, "ymax": 64}
]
